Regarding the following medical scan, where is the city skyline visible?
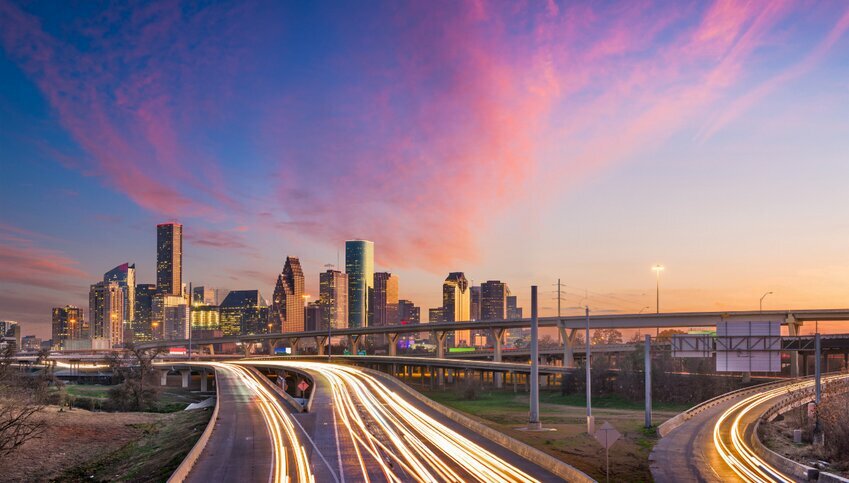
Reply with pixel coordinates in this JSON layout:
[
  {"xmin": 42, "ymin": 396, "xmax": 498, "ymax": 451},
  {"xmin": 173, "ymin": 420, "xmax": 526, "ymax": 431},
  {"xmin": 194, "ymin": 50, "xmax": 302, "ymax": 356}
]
[{"xmin": 2, "ymin": 1, "xmax": 849, "ymax": 338}]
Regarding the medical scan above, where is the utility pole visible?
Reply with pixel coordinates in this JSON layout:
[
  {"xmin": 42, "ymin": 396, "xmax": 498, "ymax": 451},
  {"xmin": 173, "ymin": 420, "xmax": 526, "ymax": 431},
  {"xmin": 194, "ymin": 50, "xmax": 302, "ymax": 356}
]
[
  {"xmin": 759, "ymin": 291, "xmax": 773, "ymax": 312},
  {"xmin": 553, "ymin": 279, "xmax": 565, "ymax": 344},
  {"xmin": 529, "ymin": 286, "xmax": 541, "ymax": 430},
  {"xmin": 644, "ymin": 334, "xmax": 652, "ymax": 428},
  {"xmin": 586, "ymin": 305, "xmax": 594, "ymax": 434},
  {"xmin": 814, "ymin": 332, "xmax": 821, "ymax": 441}
]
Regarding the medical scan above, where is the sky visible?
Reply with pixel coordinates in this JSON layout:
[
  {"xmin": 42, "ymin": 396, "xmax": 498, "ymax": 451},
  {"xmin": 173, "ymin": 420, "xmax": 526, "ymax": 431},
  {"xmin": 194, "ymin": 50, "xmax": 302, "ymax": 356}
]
[{"xmin": 1, "ymin": 0, "xmax": 848, "ymax": 339}]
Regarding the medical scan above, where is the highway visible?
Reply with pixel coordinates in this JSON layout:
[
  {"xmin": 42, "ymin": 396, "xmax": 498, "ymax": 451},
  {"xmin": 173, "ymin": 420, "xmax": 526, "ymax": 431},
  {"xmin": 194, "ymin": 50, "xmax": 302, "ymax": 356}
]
[
  {"xmin": 651, "ymin": 374, "xmax": 849, "ymax": 482},
  {"xmin": 239, "ymin": 360, "xmax": 568, "ymax": 482},
  {"xmin": 185, "ymin": 362, "xmax": 313, "ymax": 483}
]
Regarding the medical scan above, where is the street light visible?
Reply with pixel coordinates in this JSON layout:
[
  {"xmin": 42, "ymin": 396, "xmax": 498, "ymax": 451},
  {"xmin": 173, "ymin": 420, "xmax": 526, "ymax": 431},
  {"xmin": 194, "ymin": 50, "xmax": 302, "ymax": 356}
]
[
  {"xmin": 639, "ymin": 306, "xmax": 650, "ymax": 314},
  {"xmin": 759, "ymin": 291, "xmax": 773, "ymax": 312},
  {"xmin": 652, "ymin": 265, "xmax": 664, "ymax": 314}
]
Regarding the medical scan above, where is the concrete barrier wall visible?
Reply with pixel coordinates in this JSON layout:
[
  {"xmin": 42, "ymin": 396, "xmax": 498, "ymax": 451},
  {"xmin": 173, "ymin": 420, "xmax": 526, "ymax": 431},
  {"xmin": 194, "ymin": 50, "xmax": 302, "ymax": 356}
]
[
  {"xmin": 362, "ymin": 368, "xmax": 596, "ymax": 483},
  {"xmin": 167, "ymin": 370, "xmax": 221, "ymax": 483},
  {"xmin": 243, "ymin": 365, "xmax": 316, "ymax": 413}
]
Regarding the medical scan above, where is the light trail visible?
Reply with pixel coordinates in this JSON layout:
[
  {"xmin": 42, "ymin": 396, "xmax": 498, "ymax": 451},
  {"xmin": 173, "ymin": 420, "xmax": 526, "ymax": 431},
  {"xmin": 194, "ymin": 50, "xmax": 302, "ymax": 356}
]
[
  {"xmin": 197, "ymin": 362, "xmax": 314, "ymax": 483},
  {"xmin": 713, "ymin": 373, "xmax": 849, "ymax": 483},
  {"xmin": 242, "ymin": 361, "xmax": 540, "ymax": 483}
]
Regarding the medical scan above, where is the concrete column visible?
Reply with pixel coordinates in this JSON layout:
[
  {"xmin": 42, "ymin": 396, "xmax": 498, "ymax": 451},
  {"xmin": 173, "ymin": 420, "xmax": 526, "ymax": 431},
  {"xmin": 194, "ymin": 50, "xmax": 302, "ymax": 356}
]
[
  {"xmin": 206, "ymin": 344, "xmax": 215, "ymax": 356},
  {"xmin": 490, "ymin": 328, "xmax": 506, "ymax": 388},
  {"xmin": 644, "ymin": 334, "xmax": 652, "ymax": 428},
  {"xmin": 315, "ymin": 336, "xmax": 327, "ymax": 356},
  {"xmin": 787, "ymin": 314, "xmax": 802, "ymax": 377},
  {"xmin": 388, "ymin": 333, "xmax": 399, "ymax": 356},
  {"xmin": 200, "ymin": 370, "xmax": 209, "ymax": 392},
  {"xmin": 529, "ymin": 285, "xmax": 540, "ymax": 429},
  {"xmin": 290, "ymin": 338, "xmax": 300, "ymax": 355},
  {"xmin": 433, "ymin": 330, "xmax": 447, "ymax": 386},
  {"xmin": 348, "ymin": 335, "xmax": 360, "ymax": 354},
  {"xmin": 181, "ymin": 369, "xmax": 191, "ymax": 388},
  {"xmin": 159, "ymin": 369, "xmax": 169, "ymax": 386},
  {"xmin": 559, "ymin": 326, "xmax": 578, "ymax": 369}
]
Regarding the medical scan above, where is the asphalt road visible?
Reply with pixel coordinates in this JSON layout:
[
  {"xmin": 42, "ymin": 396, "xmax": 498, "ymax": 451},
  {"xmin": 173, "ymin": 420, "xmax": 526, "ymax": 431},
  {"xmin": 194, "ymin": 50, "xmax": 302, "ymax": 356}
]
[
  {"xmin": 186, "ymin": 364, "xmax": 274, "ymax": 483},
  {"xmin": 243, "ymin": 360, "xmax": 570, "ymax": 483}
]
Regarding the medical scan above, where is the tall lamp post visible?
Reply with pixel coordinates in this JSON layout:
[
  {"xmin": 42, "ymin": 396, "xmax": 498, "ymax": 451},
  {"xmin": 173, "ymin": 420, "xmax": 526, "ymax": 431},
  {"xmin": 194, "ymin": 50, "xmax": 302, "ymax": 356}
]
[
  {"xmin": 759, "ymin": 291, "xmax": 773, "ymax": 312},
  {"xmin": 652, "ymin": 265, "xmax": 664, "ymax": 337}
]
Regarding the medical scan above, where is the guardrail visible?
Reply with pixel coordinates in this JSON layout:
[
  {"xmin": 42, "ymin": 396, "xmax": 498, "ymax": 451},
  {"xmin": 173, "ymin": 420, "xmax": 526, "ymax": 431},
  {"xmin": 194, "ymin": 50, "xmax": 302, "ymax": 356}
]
[
  {"xmin": 167, "ymin": 370, "xmax": 220, "ymax": 483},
  {"xmin": 657, "ymin": 377, "xmax": 793, "ymax": 437},
  {"xmin": 751, "ymin": 375, "xmax": 849, "ymax": 482}
]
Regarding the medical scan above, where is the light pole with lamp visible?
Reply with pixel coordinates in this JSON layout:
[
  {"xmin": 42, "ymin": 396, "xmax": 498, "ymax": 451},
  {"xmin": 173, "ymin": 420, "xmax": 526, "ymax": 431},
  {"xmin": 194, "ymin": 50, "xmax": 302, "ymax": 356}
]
[
  {"xmin": 652, "ymin": 265, "xmax": 664, "ymax": 337},
  {"xmin": 759, "ymin": 291, "xmax": 773, "ymax": 312}
]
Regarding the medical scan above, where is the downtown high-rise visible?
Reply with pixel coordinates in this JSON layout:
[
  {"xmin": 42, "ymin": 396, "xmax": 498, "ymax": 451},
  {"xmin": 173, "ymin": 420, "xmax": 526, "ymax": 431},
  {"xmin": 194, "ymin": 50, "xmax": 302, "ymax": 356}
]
[
  {"xmin": 442, "ymin": 272, "xmax": 471, "ymax": 346},
  {"xmin": 371, "ymin": 272, "xmax": 399, "ymax": 327},
  {"xmin": 89, "ymin": 281, "xmax": 124, "ymax": 347},
  {"xmin": 51, "ymin": 305, "xmax": 85, "ymax": 349},
  {"xmin": 346, "ymin": 240, "xmax": 374, "ymax": 328},
  {"xmin": 272, "ymin": 256, "xmax": 305, "ymax": 333},
  {"xmin": 319, "ymin": 269, "xmax": 348, "ymax": 331},
  {"xmin": 481, "ymin": 281, "xmax": 509, "ymax": 320},
  {"xmin": 156, "ymin": 223, "xmax": 182, "ymax": 296},
  {"xmin": 103, "ymin": 263, "xmax": 135, "ymax": 336}
]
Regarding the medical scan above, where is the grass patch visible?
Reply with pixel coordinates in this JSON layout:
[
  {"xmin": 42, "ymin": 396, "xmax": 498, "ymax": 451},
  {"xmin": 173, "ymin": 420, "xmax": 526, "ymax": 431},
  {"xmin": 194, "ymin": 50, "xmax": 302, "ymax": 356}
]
[
  {"xmin": 423, "ymin": 389, "xmax": 688, "ymax": 413},
  {"xmin": 65, "ymin": 384, "xmax": 116, "ymax": 399},
  {"xmin": 52, "ymin": 408, "xmax": 212, "ymax": 483}
]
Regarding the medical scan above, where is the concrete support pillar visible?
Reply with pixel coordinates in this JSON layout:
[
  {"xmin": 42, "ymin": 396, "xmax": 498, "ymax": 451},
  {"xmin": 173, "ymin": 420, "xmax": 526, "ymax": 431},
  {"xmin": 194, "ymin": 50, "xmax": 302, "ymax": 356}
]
[
  {"xmin": 200, "ymin": 370, "xmax": 209, "ymax": 392},
  {"xmin": 290, "ymin": 338, "xmax": 300, "ymax": 355},
  {"xmin": 433, "ymin": 330, "xmax": 447, "ymax": 387},
  {"xmin": 559, "ymin": 326, "xmax": 578, "ymax": 369},
  {"xmin": 802, "ymin": 353, "xmax": 808, "ymax": 376},
  {"xmin": 206, "ymin": 344, "xmax": 215, "ymax": 356},
  {"xmin": 348, "ymin": 335, "xmax": 361, "ymax": 354},
  {"xmin": 181, "ymin": 369, "xmax": 191, "ymax": 388},
  {"xmin": 315, "ymin": 336, "xmax": 327, "ymax": 356},
  {"xmin": 490, "ymin": 327, "xmax": 506, "ymax": 388},
  {"xmin": 388, "ymin": 333, "xmax": 399, "ymax": 356},
  {"xmin": 787, "ymin": 315, "xmax": 802, "ymax": 377},
  {"xmin": 159, "ymin": 369, "xmax": 169, "ymax": 386}
]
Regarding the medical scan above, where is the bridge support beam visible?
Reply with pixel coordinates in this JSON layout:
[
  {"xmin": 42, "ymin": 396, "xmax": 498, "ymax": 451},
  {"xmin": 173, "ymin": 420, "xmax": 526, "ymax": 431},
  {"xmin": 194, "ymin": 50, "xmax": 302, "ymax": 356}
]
[
  {"xmin": 387, "ymin": 333, "xmax": 399, "ymax": 357},
  {"xmin": 348, "ymin": 335, "xmax": 361, "ymax": 354},
  {"xmin": 432, "ymin": 330, "xmax": 448, "ymax": 387},
  {"xmin": 159, "ymin": 369, "xmax": 169, "ymax": 386},
  {"xmin": 181, "ymin": 369, "xmax": 191, "ymax": 388},
  {"xmin": 315, "ymin": 336, "xmax": 327, "ymax": 356},
  {"xmin": 200, "ymin": 370, "xmax": 209, "ymax": 392},
  {"xmin": 206, "ymin": 344, "xmax": 215, "ymax": 356},
  {"xmin": 290, "ymin": 338, "xmax": 300, "ymax": 355},
  {"xmin": 489, "ymin": 328, "xmax": 507, "ymax": 388},
  {"xmin": 787, "ymin": 314, "xmax": 803, "ymax": 377},
  {"xmin": 559, "ymin": 326, "xmax": 578, "ymax": 369}
]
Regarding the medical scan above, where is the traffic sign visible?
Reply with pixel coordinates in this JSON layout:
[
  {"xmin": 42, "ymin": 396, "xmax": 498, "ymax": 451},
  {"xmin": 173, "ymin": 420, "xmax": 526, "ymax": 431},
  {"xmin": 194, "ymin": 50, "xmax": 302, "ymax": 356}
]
[
  {"xmin": 593, "ymin": 421, "xmax": 621, "ymax": 483},
  {"xmin": 297, "ymin": 380, "xmax": 309, "ymax": 392},
  {"xmin": 593, "ymin": 421, "xmax": 621, "ymax": 448}
]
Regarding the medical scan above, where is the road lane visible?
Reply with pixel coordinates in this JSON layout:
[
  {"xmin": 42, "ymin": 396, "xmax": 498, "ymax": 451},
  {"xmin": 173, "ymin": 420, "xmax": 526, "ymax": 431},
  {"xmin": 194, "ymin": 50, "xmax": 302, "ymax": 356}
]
[{"xmin": 242, "ymin": 360, "xmax": 568, "ymax": 482}]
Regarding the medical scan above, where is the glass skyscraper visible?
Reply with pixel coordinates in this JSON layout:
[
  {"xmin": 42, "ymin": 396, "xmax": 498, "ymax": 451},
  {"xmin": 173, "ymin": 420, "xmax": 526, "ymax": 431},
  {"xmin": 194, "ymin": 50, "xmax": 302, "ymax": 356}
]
[
  {"xmin": 156, "ymin": 223, "xmax": 182, "ymax": 296},
  {"xmin": 104, "ymin": 262, "xmax": 135, "ymax": 327},
  {"xmin": 345, "ymin": 240, "xmax": 374, "ymax": 328}
]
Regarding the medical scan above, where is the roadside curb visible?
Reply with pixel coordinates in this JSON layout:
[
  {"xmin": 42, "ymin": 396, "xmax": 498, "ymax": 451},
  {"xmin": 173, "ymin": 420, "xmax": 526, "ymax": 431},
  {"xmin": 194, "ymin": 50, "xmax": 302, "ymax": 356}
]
[
  {"xmin": 167, "ymin": 368, "xmax": 220, "ymax": 483},
  {"xmin": 362, "ymin": 368, "xmax": 596, "ymax": 483}
]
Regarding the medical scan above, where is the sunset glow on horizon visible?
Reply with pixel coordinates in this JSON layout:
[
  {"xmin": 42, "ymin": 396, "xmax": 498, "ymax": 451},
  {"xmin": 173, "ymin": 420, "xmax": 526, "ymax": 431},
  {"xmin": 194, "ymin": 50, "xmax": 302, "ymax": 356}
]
[{"xmin": 1, "ymin": 0, "xmax": 848, "ymax": 337}]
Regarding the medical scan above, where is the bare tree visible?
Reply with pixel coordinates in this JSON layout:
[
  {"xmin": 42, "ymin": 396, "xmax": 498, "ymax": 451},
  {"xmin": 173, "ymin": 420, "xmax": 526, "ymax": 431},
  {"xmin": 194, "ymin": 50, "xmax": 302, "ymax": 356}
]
[
  {"xmin": 106, "ymin": 343, "xmax": 165, "ymax": 411},
  {"xmin": 0, "ymin": 345, "xmax": 46, "ymax": 455}
]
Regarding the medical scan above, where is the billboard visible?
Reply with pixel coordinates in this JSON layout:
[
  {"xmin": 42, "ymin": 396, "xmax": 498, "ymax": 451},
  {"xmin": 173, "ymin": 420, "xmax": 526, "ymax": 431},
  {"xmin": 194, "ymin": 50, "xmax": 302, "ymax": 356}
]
[{"xmin": 715, "ymin": 321, "xmax": 781, "ymax": 372}]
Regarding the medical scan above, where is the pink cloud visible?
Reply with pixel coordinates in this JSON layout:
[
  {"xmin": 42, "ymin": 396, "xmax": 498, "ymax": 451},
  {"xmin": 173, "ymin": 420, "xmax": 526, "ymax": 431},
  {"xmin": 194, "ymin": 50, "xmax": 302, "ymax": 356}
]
[{"xmin": 0, "ymin": 225, "xmax": 89, "ymax": 291}]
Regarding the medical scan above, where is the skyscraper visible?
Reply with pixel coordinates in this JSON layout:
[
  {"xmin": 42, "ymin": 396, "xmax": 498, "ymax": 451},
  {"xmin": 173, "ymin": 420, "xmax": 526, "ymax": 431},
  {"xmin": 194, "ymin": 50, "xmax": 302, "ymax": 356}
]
[
  {"xmin": 481, "ymin": 281, "xmax": 509, "ymax": 320},
  {"xmin": 371, "ymin": 272, "xmax": 399, "ymax": 327},
  {"xmin": 470, "ymin": 286, "xmax": 481, "ymax": 321},
  {"xmin": 398, "ymin": 300, "xmax": 420, "ymax": 324},
  {"xmin": 89, "ymin": 281, "xmax": 124, "ymax": 347},
  {"xmin": 442, "ymin": 272, "xmax": 471, "ymax": 346},
  {"xmin": 319, "ymin": 269, "xmax": 348, "ymax": 330},
  {"xmin": 104, "ymin": 263, "xmax": 136, "ymax": 337},
  {"xmin": 506, "ymin": 295, "xmax": 523, "ymax": 319},
  {"xmin": 133, "ymin": 284, "xmax": 156, "ymax": 342},
  {"xmin": 156, "ymin": 223, "xmax": 182, "ymax": 296},
  {"xmin": 272, "ymin": 257, "xmax": 305, "ymax": 333},
  {"xmin": 345, "ymin": 240, "xmax": 374, "ymax": 328},
  {"xmin": 192, "ymin": 286, "xmax": 219, "ymax": 305},
  {"xmin": 153, "ymin": 294, "xmax": 190, "ymax": 341},
  {"xmin": 219, "ymin": 290, "xmax": 269, "ymax": 336},
  {"xmin": 305, "ymin": 302, "xmax": 321, "ymax": 332}
]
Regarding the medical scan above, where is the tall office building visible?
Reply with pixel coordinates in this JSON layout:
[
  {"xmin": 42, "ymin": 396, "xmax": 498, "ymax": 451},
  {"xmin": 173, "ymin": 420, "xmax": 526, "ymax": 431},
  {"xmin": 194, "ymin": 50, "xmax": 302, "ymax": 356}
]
[
  {"xmin": 133, "ymin": 284, "xmax": 156, "ymax": 341},
  {"xmin": 192, "ymin": 286, "xmax": 219, "ymax": 305},
  {"xmin": 428, "ymin": 308, "xmax": 444, "ymax": 323},
  {"xmin": 104, "ymin": 263, "xmax": 135, "ymax": 328},
  {"xmin": 481, "ymin": 281, "xmax": 509, "ymax": 320},
  {"xmin": 506, "ymin": 295, "xmax": 523, "ymax": 319},
  {"xmin": 272, "ymin": 257, "xmax": 305, "ymax": 333},
  {"xmin": 305, "ymin": 302, "xmax": 321, "ymax": 332},
  {"xmin": 219, "ymin": 290, "xmax": 269, "ymax": 336},
  {"xmin": 443, "ymin": 272, "xmax": 471, "ymax": 346},
  {"xmin": 156, "ymin": 223, "xmax": 182, "ymax": 296},
  {"xmin": 319, "ymin": 270, "xmax": 348, "ymax": 331},
  {"xmin": 371, "ymin": 272, "xmax": 399, "ymax": 327},
  {"xmin": 470, "ymin": 286, "xmax": 481, "ymax": 321},
  {"xmin": 89, "ymin": 281, "xmax": 124, "ymax": 347},
  {"xmin": 153, "ymin": 294, "xmax": 190, "ymax": 341},
  {"xmin": 51, "ymin": 306, "xmax": 85, "ymax": 350},
  {"xmin": 346, "ymin": 240, "xmax": 374, "ymax": 328},
  {"xmin": 398, "ymin": 300, "xmax": 420, "ymax": 324}
]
